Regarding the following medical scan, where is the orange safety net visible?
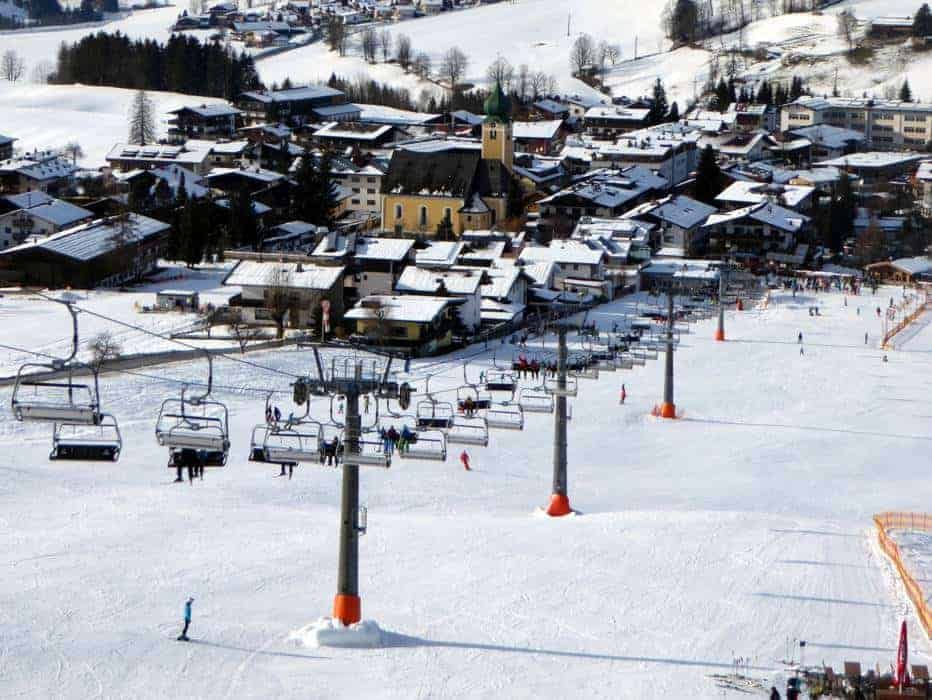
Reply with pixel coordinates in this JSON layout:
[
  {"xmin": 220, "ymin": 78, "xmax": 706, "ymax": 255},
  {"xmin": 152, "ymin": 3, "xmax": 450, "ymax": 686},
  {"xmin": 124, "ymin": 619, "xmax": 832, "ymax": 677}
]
[{"xmin": 874, "ymin": 512, "xmax": 932, "ymax": 639}]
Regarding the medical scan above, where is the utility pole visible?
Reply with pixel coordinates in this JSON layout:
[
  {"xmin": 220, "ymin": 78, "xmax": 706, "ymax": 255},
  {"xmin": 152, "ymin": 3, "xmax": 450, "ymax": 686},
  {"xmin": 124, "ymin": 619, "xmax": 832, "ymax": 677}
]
[
  {"xmin": 659, "ymin": 291, "xmax": 677, "ymax": 419},
  {"xmin": 547, "ymin": 325, "xmax": 571, "ymax": 516},
  {"xmin": 715, "ymin": 265, "xmax": 726, "ymax": 342},
  {"xmin": 566, "ymin": 11, "xmax": 571, "ymax": 37}
]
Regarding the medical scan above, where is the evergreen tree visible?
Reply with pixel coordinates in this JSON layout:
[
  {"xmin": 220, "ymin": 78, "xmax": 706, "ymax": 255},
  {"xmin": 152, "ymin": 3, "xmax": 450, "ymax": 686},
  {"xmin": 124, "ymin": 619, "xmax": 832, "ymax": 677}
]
[
  {"xmin": 506, "ymin": 174, "xmax": 523, "ymax": 221},
  {"xmin": 649, "ymin": 78, "xmax": 669, "ymax": 124},
  {"xmin": 756, "ymin": 80, "xmax": 772, "ymax": 106},
  {"xmin": 900, "ymin": 79, "xmax": 913, "ymax": 103},
  {"xmin": 774, "ymin": 82, "xmax": 788, "ymax": 106},
  {"xmin": 102, "ymin": 0, "xmax": 118, "ymax": 12},
  {"xmin": 291, "ymin": 153, "xmax": 339, "ymax": 227},
  {"xmin": 128, "ymin": 90, "xmax": 156, "ymax": 145},
  {"xmin": 228, "ymin": 188, "xmax": 259, "ymax": 249},
  {"xmin": 829, "ymin": 172, "xmax": 856, "ymax": 252},
  {"xmin": 727, "ymin": 77, "xmax": 737, "ymax": 106},
  {"xmin": 714, "ymin": 78, "xmax": 730, "ymax": 110},
  {"xmin": 668, "ymin": 101, "xmax": 680, "ymax": 122},
  {"xmin": 694, "ymin": 145, "xmax": 722, "ymax": 205},
  {"xmin": 180, "ymin": 198, "xmax": 206, "ymax": 268},
  {"xmin": 913, "ymin": 3, "xmax": 932, "ymax": 38},
  {"xmin": 435, "ymin": 211, "xmax": 455, "ymax": 241}
]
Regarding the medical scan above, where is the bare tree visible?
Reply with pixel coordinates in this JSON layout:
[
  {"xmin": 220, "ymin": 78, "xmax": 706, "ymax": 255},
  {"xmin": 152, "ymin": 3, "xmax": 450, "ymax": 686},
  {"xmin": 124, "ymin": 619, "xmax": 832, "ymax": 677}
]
[
  {"xmin": 30, "ymin": 59, "xmax": 53, "ymax": 84},
  {"xmin": 515, "ymin": 63, "xmax": 530, "ymax": 104},
  {"xmin": 396, "ymin": 33, "xmax": 412, "ymax": 71},
  {"xmin": 378, "ymin": 28, "xmax": 393, "ymax": 62},
  {"xmin": 359, "ymin": 27, "xmax": 378, "ymax": 63},
  {"xmin": 486, "ymin": 55, "xmax": 514, "ymax": 90},
  {"xmin": 440, "ymin": 46, "xmax": 468, "ymax": 90},
  {"xmin": 64, "ymin": 142, "xmax": 84, "ymax": 166},
  {"xmin": 229, "ymin": 312, "xmax": 264, "ymax": 352},
  {"xmin": 128, "ymin": 90, "xmax": 157, "ymax": 145},
  {"xmin": 1, "ymin": 50, "xmax": 25, "ymax": 83},
  {"xmin": 267, "ymin": 267, "xmax": 293, "ymax": 340},
  {"xmin": 413, "ymin": 51, "xmax": 432, "ymax": 79},
  {"xmin": 530, "ymin": 70, "xmax": 550, "ymax": 99},
  {"xmin": 326, "ymin": 16, "xmax": 347, "ymax": 55},
  {"xmin": 569, "ymin": 34, "xmax": 596, "ymax": 76},
  {"xmin": 87, "ymin": 332, "xmax": 122, "ymax": 372},
  {"xmin": 837, "ymin": 9, "xmax": 857, "ymax": 52}
]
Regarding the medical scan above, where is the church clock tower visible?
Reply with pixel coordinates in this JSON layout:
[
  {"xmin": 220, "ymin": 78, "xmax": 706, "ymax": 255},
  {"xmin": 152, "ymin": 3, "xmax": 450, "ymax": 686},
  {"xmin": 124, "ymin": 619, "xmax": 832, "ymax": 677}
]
[{"xmin": 481, "ymin": 80, "xmax": 513, "ymax": 171}]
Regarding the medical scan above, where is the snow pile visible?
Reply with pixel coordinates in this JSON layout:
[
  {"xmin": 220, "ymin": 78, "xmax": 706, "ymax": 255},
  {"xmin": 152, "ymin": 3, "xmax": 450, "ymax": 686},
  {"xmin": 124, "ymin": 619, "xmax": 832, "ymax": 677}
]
[{"xmin": 290, "ymin": 618, "xmax": 383, "ymax": 649}]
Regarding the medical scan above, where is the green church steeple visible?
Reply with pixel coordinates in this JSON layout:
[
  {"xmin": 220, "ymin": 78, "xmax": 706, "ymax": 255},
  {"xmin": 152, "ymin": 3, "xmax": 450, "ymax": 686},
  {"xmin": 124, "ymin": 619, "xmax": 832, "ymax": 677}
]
[{"xmin": 484, "ymin": 80, "xmax": 511, "ymax": 123}]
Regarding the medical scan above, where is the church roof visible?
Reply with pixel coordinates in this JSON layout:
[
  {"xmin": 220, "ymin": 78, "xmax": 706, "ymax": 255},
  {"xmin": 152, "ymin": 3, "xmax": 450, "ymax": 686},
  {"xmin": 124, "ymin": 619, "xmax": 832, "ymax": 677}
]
[
  {"xmin": 382, "ymin": 146, "xmax": 511, "ymax": 200},
  {"xmin": 484, "ymin": 81, "xmax": 511, "ymax": 123}
]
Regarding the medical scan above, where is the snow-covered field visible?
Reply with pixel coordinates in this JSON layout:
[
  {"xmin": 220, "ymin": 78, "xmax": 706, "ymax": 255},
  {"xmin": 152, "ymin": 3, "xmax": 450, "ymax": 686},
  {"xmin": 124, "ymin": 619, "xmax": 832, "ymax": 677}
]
[
  {"xmin": 0, "ymin": 284, "xmax": 929, "ymax": 698},
  {"xmin": 0, "ymin": 263, "xmax": 238, "ymax": 376}
]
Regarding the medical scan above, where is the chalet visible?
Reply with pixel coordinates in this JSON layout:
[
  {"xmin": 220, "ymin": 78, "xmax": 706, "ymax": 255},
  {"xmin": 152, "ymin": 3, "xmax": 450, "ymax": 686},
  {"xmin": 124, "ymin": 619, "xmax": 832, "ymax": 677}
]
[
  {"xmin": 702, "ymin": 130, "xmax": 778, "ymax": 163},
  {"xmin": 395, "ymin": 266, "xmax": 484, "ymax": 332},
  {"xmin": 786, "ymin": 124, "xmax": 866, "ymax": 159},
  {"xmin": 0, "ymin": 134, "xmax": 15, "ymax": 161},
  {"xmin": 237, "ymin": 85, "xmax": 348, "ymax": 126},
  {"xmin": 816, "ymin": 152, "xmax": 924, "ymax": 191},
  {"xmin": 223, "ymin": 259, "xmax": 345, "ymax": 330},
  {"xmin": 106, "ymin": 141, "xmax": 216, "ymax": 175},
  {"xmin": 0, "ymin": 193, "xmax": 93, "ymax": 250},
  {"xmin": 701, "ymin": 201, "xmax": 811, "ymax": 259},
  {"xmin": 532, "ymin": 99, "xmax": 570, "ymax": 121},
  {"xmin": 565, "ymin": 94, "xmax": 605, "ymax": 122},
  {"xmin": 0, "ymin": 214, "xmax": 170, "ymax": 288},
  {"xmin": 727, "ymin": 103, "xmax": 775, "ymax": 133},
  {"xmin": 519, "ymin": 240, "xmax": 607, "ymax": 296},
  {"xmin": 623, "ymin": 195, "xmax": 718, "ymax": 257},
  {"xmin": 312, "ymin": 232, "xmax": 414, "ymax": 302},
  {"xmin": 583, "ymin": 106, "xmax": 651, "ymax": 138},
  {"xmin": 344, "ymin": 294, "xmax": 460, "ymax": 355},
  {"xmin": 512, "ymin": 120, "xmax": 565, "ymax": 156},
  {"xmin": 512, "ymin": 154, "xmax": 566, "ymax": 193},
  {"xmin": 312, "ymin": 121, "xmax": 395, "ymax": 149},
  {"xmin": 537, "ymin": 167, "xmax": 667, "ymax": 226},
  {"xmin": 715, "ymin": 180, "xmax": 815, "ymax": 213},
  {"xmin": 479, "ymin": 264, "xmax": 531, "ymax": 326},
  {"xmin": 869, "ymin": 16, "xmax": 913, "ymax": 39},
  {"xmin": 260, "ymin": 221, "xmax": 323, "ymax": 252},
  {"xmin": 865, "ymin": 256, "xmax": 932, "ymax": 283},
  {"xmin": 113, "ymin": 166, "xmax": 210, "ymax": 207},
  {"xmin": 381, "ymin": 83, "xmax": 514, "ymax": 236},
  {"xmin": 0, "ymin": 151, "xmax": 76, "ymax": 195},
  {"xmin": 166, "ymin": 104, "xmax": 243, "ymax": 144},
  {"xmin": 205, "ymin": 166, "xmax": 288, "ymax": 195}
]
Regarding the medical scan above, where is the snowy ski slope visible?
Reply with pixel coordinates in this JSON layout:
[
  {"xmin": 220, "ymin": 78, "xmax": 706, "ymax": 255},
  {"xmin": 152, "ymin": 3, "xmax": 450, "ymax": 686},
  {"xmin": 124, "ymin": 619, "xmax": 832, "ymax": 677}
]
[{"xmin": 0, "ymin": 285, "xmax": 929, "ymax": 698}]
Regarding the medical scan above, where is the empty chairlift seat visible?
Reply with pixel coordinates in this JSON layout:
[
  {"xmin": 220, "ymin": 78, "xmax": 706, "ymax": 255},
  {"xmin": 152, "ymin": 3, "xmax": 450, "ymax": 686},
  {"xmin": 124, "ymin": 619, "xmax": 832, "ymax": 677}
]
[
  {"xmin": 156, "ymin": 398, "xmax": 230, "ymax": 456},
  {"xmin": 519, "ymin": 388, "xmax": 554, "ymax": 414},
  {"xmin": 544, "ymin": 375, "xmax": 578, "ymax": 397},
  {"xmin": 344, "ymin": 436, "xmax": 391, "ymax": 468},
  {"xmin": 484, "ymin": 371, "xmax": 517, "ymax": 393},
  {"xmin": 416, "ymin": 401, "xmax": 454, "ymax": 430},
  {"xmin": 12, "ymin": 377, "xmax": 100, "ymax": 424},
  {"xmin": 251, "ymin": 423, "xmax": 322, "ymax": 464},
  {"xmin": 446, "ymin": 415, "xmax": 489, "ymax": 446},
  {"xmin": 486, "ymin": 403, "xmax": 524, "ymax": 430},
  {"xmin": 50, "ymin": 414, "xmax": 122, "ymax": 462},
  {"xmin": 401, "ymin": 429, "xmax": 447, "ymax": 461}
]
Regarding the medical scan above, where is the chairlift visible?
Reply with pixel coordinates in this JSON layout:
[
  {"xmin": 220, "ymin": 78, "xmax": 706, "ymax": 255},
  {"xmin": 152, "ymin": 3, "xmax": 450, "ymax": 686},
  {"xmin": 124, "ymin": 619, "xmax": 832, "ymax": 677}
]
[
  {"xmin": 399, "ymin": 429, "xmax": 447, "ymax": 461},
  {"xmin": 50, "ymin": 414, "xmax": 122, "ymax": 462},
  {"xmin": 155, "ymin": 353, "xmax": 230, "ymax": 465},
  {"xmin": 519, "ymin": 388, "xmax": 554, "ymax": 414},
  {"xmin": 543, "ymin": 374, "xmax": 578, "ymax": 397},
  {"xmin": 445, "ymin": 415, "xmax": 489, "ymax": 447},
  {"xmin": 485, "ymin": 402, "xmax": 524, "ymax": 431},
  {"xmin": 456, "ymin": 385, "xmax": 492, "ymax": 412},
  {"xmin": 416, "ymin": 399, "xmax": 454, "ymax": 430},
  {"xmin": 484, "ymin": 370, "xmax": 517, "ymax": 394},
  {"xmin": 343, "ymin": 433, "xmax": 391, "ymax": 468}
]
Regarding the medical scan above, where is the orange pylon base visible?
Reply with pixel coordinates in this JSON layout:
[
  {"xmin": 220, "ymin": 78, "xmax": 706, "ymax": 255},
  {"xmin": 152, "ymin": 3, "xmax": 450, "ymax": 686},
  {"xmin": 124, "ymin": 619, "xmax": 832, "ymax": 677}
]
[
  {"xmin": 333, "ymin": 594, "xmax": 361, "ymax": 625},
  {"xmin": 714, "ymin": 328, "xmax": 725, "ymax": 342},
  {"xmin": 546, "ymin": 493, "xmax": 572, "ymax": 517},
  {"xmin": 659, "ymin": 402, "xmax": 676, "ymax": 419}
]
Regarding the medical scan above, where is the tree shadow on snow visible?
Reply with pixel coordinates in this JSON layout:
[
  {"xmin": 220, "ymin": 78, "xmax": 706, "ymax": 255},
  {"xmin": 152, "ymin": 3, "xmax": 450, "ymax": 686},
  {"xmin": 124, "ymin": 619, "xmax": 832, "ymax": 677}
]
[{"xmin": 379, "ymin": 632, "xmax": 771, "ymax": 671}]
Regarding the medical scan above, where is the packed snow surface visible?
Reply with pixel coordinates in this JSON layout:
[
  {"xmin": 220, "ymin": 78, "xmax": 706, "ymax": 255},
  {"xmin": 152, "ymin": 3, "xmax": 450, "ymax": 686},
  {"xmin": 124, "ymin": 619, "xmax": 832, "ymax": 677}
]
[
  {"xmin": 290, "ymin": 618, "xmax": 384, "ymax": 649},
  {"xmin": 1, "ymin": 282, "xmax": 929, "ymax": 698}
]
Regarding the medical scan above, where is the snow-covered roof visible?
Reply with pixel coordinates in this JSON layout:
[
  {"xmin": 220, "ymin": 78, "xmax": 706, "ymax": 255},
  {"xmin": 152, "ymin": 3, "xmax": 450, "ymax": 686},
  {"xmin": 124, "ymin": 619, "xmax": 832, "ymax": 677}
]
[
  {"xmin": 167, "ymin": 103, "xmax": 242, "ymax": 118},
  {"xmin": 240, "ymin": 85, "xmax": 344, "ymax": 104},
  {"xmin": 397, "ymin": 136, "xmax": 482, "ymax": 154},
  {"xmin": 480, "ymin": 298, "xmax": 525, "ymax": 322},
  {"xmin": 584, "ymin": 106, "xmax": 650, "ymax": 122},
  {"xmin": 882, "ymin": 256, "xmax": 932, "ymax": 275},
  {"xmin": 533, "ymin": 99, "xmax": 570, "ymax": 115},
  {"xmin": 5, "ymin": 199, "xmax": 93, "ymax": 228},
  {"xmin": 313, "ymin": 104, "xmax": 362, "ymax": 119},
  {"xmin": 344, "ymin": 295, "xmax": 454, "ymax": 323},
  {"xmin": 789, "ymin": 95, "xmax": 932, "ymax": 115},
  {"xmin": 0, "ymin": 133, "xmax": 16, "ymax": 146},
  {"xmin": 715, "ymin": 181, "xmax": 814, "ymax": 209},
  {"xmin": 480, "ymin": 266, "xmax": 523, "ymax": 300},
  {"xmin": 395, "ymin": 267, "xmax": 482, "ymax": 295},
  {"xmin": 107, "ymin": 142, "xmax": 212, "ymax": 166},
  {"xmin": 513, "ymin": 120, "xmax": 563, "ymax": 140},
  {"xmin": 357, "ymin": 104, "xmax": 441, "ymax": 126},
  {"xmin": 817, "ymin": 152, "xmax": 924, "ymax": 169},
  {"xmin": 0, "ymin": 214, "xmax": 169, "ymax": 262},
  {"xmin": 313, "ymin": 234, "xmax": 413, "ymax": 261},
  {"xmin": 415, "ymin": 241, "xmax": 464, "ymax": 268},
  {"xmin": 787, "ymin": 124, "xmax": 866, "ymax": 149},
  {"xmin": 0, "ymin": 152, "xmax": 76, "ymax": 182},
  {"xmin": 207, "ymin": 166, "xmax": 285, "ymax": 184},
  {"xmin": 224, "ymin": 260, "xmax": 344, "ymax": 290},
  {"xmin": 625, "ymin": 195, "xmax": 717, "ymax": 229},
  {"xmin": 519, "ymin": 240, "xmax": 604, "ymax": 266},
  {"xmin": 513, "ymin": 260, "xmax": 555, "ymax": 287},
  {"xmin": 214, "ymin": 198, "xmax": 272, "ymax": 215},
  {"xmin": 451, "ymin": 110, "xmax": 484, "ymax": 126},
  {"xmin": 703, "ymin": 201, "xmax": 809, "ymax": 233},
  {"xmin": 313, "ymin": 121, "xmax": 392, "ymax": 141},
  {"xmin": 539, "ymin": 167, "xmax": 666, "ymax": 209},
  {"xmin": 2, "ymin": 190, "xmax": 53, "ymax": 209}
]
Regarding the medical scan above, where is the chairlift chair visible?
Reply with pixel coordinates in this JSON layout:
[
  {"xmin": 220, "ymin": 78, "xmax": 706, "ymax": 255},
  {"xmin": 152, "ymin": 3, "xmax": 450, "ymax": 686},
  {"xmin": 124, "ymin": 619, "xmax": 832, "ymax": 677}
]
[
  {"xmin": 50, "ymin": 414, "xmax": 122, "ymax": 462},
  {"xmin": 399, "ymin": 429, "xmax": 447, "ymax": 461},
  {"xmin": 519, "ymin": 388, "xmax": 554, "ymax": 414},
  {"xmin": 263, "ymin": 422, "xmax": 323, "ymax": 464},
  {"xmin": 12, "ymin": 373, "xmax": 101, "ymax": 424},
  {"xmin": 344, "ymin": 434, "xmax": 391, "ymax": 468},
  {"xmin": 416, "ymin": 399, "xmax": 455, "ymax": 430},
  {"xmin": 456, "ymin": 385, "xmax": 492, "ymax": 412},
  {"xmin": 543, "ymin": 374, "xmax": 578, "ymax": 397},
  {"xmin": 484, "ymin": 370, "xmax": 517, "ymax": 394},
  {"xmin": 445, "ymin": 415, "xmax": 490, "ymax": 446},
  {"xmin": 485, "ymin": 402, "xmax": 524, "ymax": 430}
]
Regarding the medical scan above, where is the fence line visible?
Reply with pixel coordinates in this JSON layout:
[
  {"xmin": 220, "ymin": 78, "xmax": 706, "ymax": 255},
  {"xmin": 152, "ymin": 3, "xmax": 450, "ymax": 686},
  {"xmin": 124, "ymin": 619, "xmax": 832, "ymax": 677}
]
[
  {"xmin": 873, "ymin": 511, "xmax": 932, "ymax": 639},
  {"xmin": 882, "ymin": 292, "xmax": 930, "ymax": 350}
]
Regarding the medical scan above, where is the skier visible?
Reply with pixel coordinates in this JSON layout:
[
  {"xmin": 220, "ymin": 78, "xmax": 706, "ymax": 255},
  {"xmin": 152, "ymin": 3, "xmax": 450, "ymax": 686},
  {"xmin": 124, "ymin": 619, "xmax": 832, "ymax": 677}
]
[
  {"xmin": 770, "ymin": 687, "xmax": 781, "ymax": 700},
  {"xmin": 265, "ymin": 404, "xmax": 272, "ymax": 425},
  {"xmin": 386, "ymin": 426, "xmax": 399, "ymax": 455},
  {"xmin": 460, "ymin": 450, "xmax": 471, "ymax": 471},
  {"xmin": 800, "ymin": 345, "xmax": 804, "ymax": 356},
  {"xmin": 177, "ymin": 597, "xmax": 193, "ymax": 641},
  {"xmin": 797, "ymin": 332, "xmax": 803, "ymax": 344},
  {"xmin": 273, "ymin": 406, "xmax": 282, "ymax": 423},
  {"xmin": 619, "ymin": 383, "xmax": 627, "ymax": 405},
  {"xmin": 865, "ymin": 332, "xmax": 868, "ymax": 345},
  {"xmin": 400, "ymin": 425, "xmax": 415, "ymax": 454},
  {"xmin": 363, "ymin": 394, "xmax": 370, "ymax": 414},
  {"xmin": 883, "ymin": 354, "xmax": 888, "ymax": 363}
]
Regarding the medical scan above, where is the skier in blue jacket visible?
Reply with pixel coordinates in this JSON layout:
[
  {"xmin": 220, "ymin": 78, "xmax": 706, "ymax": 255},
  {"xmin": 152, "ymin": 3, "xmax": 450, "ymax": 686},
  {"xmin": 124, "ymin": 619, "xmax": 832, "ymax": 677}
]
[{"xmin": 178, "ymin": 597, "xmax": 193, "ymax": 641}]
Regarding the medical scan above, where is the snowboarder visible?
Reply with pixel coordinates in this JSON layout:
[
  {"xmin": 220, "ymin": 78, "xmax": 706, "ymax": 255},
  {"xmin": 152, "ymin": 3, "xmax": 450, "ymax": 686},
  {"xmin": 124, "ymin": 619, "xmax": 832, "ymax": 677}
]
[
  {"xmin": 177, "ymin": 597, "xmax": 193, "ymax": 641},
  {"xmin": 619, "ymin": 383, "xmax": 627, "ymax": 405},
  {"xmin": 460, "ymin": 450, "xmax": 471, "ymax": 471},
  {"xmin": 797, "ymin": 332, "xmax": 803, "ymax": 344}
]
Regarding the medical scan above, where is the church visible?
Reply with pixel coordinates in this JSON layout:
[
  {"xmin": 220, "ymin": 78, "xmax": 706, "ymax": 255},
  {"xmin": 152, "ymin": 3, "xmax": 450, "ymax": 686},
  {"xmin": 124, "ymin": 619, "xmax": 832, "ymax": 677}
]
[{"xmin": 380, "ymin": 83, "xmax": 515, "ymax": 237}]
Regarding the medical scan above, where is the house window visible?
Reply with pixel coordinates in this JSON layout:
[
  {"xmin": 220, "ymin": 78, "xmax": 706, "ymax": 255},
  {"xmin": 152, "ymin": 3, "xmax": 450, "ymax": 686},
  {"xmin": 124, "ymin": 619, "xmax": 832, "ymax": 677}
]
[
  {"xmin": 395, "ymin": 204, "xmax": 403, "ymax": 219},
  {"xmin": 419, "ymin": 206, "xmax": 428, "ymax": 226},
  {"xmin": 489, "ymin": 128, "xmax": 497, "ymax": 140}
]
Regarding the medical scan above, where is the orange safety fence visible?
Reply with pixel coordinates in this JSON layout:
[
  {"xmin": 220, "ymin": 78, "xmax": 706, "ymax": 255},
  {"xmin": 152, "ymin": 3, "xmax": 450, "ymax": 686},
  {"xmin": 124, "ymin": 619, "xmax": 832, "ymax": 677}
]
[
  {"xmin": 874, "ymin": 512, "xmax": 932, "ymax": 639},
  {"xmin": 882, "ymin": 292, "xmax": 930, "ymax": 350}
]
